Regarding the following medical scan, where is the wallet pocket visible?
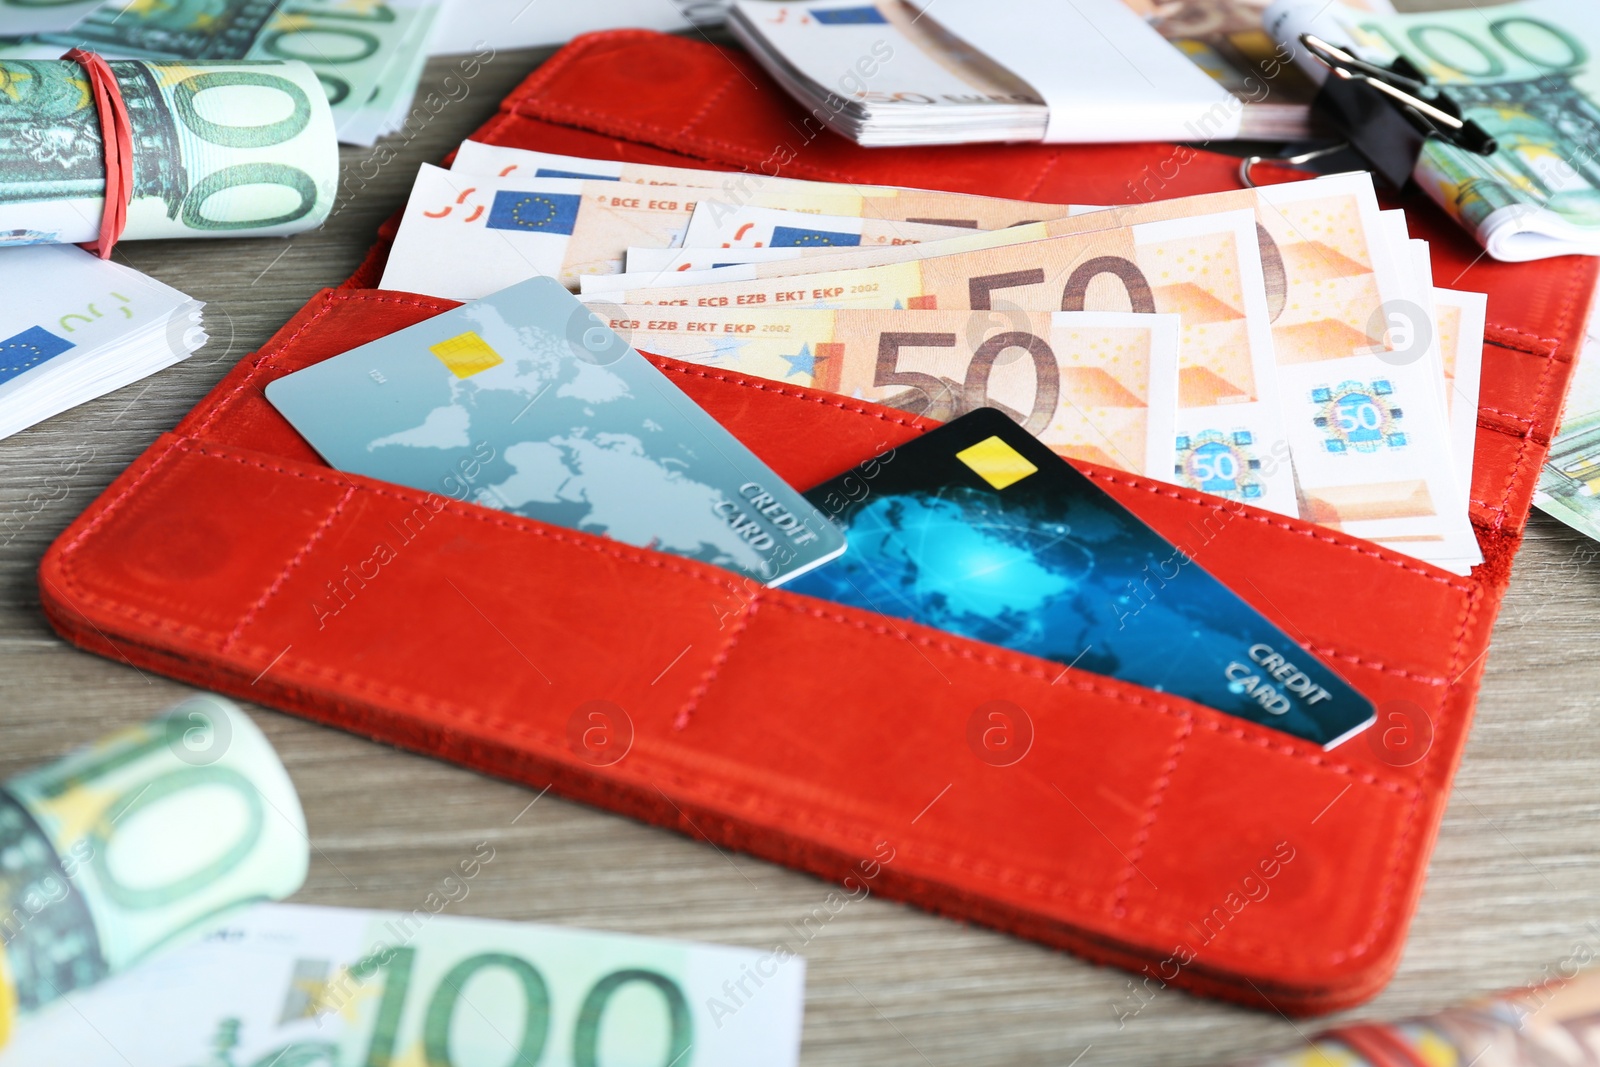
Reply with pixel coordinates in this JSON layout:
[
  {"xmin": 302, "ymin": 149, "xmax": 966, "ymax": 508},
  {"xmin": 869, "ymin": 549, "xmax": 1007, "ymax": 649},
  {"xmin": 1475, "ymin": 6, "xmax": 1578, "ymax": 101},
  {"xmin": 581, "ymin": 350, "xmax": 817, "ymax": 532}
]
[{"xmin": 42, "ymin": 287, "xmax": 1476, "ymax": 1009}]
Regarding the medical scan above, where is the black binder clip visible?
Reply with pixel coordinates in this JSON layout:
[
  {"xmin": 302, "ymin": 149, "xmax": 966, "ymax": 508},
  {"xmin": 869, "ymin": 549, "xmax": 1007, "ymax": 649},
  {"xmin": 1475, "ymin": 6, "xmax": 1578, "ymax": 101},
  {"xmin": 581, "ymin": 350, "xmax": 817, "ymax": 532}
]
[{"xmin": 1295, "ymin": 33, "xmax": 1498, "ymax": 189}]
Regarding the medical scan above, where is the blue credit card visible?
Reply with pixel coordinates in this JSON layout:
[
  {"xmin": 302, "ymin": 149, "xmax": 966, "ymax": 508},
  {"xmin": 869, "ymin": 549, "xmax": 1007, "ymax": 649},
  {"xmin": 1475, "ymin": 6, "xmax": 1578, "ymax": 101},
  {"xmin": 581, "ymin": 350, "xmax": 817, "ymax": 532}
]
[
  {"xmin": 786, "ymin": 408, "xmax": 1375, "ymax": 748},
  {"xmin": 265, "ymin": 277, "xmax": 845, "ymax": 586}
]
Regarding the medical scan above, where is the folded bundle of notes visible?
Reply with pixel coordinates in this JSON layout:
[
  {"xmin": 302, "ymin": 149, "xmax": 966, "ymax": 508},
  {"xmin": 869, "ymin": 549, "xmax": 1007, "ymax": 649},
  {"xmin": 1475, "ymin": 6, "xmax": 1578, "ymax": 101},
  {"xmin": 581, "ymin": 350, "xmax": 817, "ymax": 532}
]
[{"xmin": 263, "ymin": 144, "xmax": 1495, "ymax": 750}]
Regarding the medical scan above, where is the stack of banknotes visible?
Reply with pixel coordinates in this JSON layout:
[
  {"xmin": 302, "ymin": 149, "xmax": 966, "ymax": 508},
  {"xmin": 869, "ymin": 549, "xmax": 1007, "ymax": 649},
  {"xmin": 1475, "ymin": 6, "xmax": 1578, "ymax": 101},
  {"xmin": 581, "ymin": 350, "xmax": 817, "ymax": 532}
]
[
  {"xmin": 0, "ymin": 696, "xmax": 806, "ymax": 1064},
  {"xmin": 376, "ymin": 144, "xmax": 1490, "ymax": 574},
  {"xmin": 726, "ymin": 0, "xmax": 1396, "ymax": 145},
  {"xmin": 0, "ymin": 245, "xmax": 204, "ymax": 441}
]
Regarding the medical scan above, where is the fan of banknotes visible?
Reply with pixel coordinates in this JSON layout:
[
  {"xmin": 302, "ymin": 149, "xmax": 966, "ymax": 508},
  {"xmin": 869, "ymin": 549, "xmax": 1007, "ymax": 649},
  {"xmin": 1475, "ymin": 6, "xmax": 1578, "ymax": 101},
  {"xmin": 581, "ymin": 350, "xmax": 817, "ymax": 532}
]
[{"xmin": 374, "ymin": 143, "xmax": 1490, "ymax": 574}]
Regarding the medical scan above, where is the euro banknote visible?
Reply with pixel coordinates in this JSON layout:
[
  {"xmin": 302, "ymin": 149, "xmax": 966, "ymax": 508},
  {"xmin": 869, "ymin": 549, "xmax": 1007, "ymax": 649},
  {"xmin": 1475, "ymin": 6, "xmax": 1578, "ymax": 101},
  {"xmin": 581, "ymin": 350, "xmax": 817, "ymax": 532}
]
[
  {"xmin": 612, "ymin": 305, "xmax": 1182, "ymax": 476},
  {"xmin": 31, "ymin": 0, "xmax": 439, "ymax": 146},
  {"xmin": 1, "ymin": 902, "xmax": 805, "ymax": 1066},
  {"xmin": 381, "ymin": 165, "xmax": 907, "ymax": 297},
  {"xmin": 0, "ymin": 0, "xmax": 98, "ymax": 35},
  {"xmin": 678, "ymin": 205, "xmax": 975, "ymax": 249},
  {"xmin": 0, "ymin": 57, "xmax": 337, "ymax": 245},
  {"xmin": 1537, "ymin": 279, "xmax": 1600, "ymax": 541},
  {"xmin": 451, "ymin": 139, "xmax": 1082, "ymax": 228},
  {"xmin": 1228, "ymin": 965, "xmax": 1600, "ymax": 1067},
  {"xmin": 451, "ymin": 139, "xmax": 912, "ymax": 198},
  {"xmin": 1267, "ymin": 0, "xmax": 1600, "ymax": 261},
  {"xmin": 599, "ymin": 174, "xmax": 1478, "ymax": 566},
  {"xmin": 588, "ymin": 208, "xmax": 1304, "ymax": 518},
  {"xmin": 0, "ymin": 696, "xmax": 307, "ymax": 1048}
]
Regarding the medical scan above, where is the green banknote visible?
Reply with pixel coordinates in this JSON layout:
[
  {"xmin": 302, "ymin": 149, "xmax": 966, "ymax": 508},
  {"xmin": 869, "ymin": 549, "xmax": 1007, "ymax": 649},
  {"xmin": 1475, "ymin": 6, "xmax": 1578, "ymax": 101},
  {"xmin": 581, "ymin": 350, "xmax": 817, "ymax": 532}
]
[
  {"xmin": 2, "ymin": 903, "xmax": 806, "ymax": 1065},
  {"xmin": 0, "ymin": 56, "xmax": 337, "ymax": 244},
  {"xmin": 1269, "ymin": 0, "xmax": 1600, "ymax": 261},
  {"xmin": 0, "ymin": 0, "xmax": 100, "ymax": 35},
  {"xmin": 39, "ymin": 0, "xmax": 441, "ymax": 145},
  {"xmin": 0, "ymin": 696, "xmax": 309, "ymax": 1047},
  {"xmin": 1536, "ymin": 293, "xmax": 1600, "ymax": 541}
]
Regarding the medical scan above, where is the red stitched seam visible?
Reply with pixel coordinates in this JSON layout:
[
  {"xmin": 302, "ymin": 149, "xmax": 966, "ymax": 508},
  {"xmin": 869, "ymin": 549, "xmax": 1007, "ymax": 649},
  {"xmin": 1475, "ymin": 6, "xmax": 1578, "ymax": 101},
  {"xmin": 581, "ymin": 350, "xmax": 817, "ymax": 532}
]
[
  {"xmin": 1017, "ymin": 151, "xmax": 1063, "ymax": 201},
  {"xmin": 1484, "ymin": 322, "xmax": 1561, "ymax": 353},
  {"xmin": 221, "ymin": 485, "xmax": 356, "ymax": 652},
  {"xmin": 678, "ymin": 73, "xmax": 739, "ymax": 138},
  {"xmin": 656, "ymin": 361, "xmax": 931, "ymax": 428},
  {"xmin": 1111, "ymin": 713, "xmax": 1193, "ymax": 918},
  {"xmin": 1477, "ymin": 406, "xmax": 1534, "ymax": 426},
  {"xmin": 674, "ymin": 593, "xmax": 760, "ymax": 730},
  {"xmin": 1492, "ymin": 350, "xmax": 1559, "ymax": 530},
  {"xmin": 1303, "ymin": 644, "xmax": 1446, "ymax": 685}
]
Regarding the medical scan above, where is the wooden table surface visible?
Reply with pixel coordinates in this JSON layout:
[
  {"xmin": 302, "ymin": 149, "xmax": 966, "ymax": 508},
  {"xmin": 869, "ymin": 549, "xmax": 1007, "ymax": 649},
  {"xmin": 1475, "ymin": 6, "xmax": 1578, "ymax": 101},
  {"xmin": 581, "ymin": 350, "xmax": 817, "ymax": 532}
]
[{"xmin": 5, "ymin": 11, "xmax": 1598, "ymax": 1065}]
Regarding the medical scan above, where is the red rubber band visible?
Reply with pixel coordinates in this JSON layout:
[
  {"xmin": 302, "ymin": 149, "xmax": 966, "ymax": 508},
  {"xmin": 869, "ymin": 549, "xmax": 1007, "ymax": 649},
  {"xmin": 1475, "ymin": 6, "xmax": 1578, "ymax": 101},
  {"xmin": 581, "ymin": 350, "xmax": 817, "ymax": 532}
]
[{"xmin": 61, "ymin": 49, "xmax": 132, "ymax": 259}]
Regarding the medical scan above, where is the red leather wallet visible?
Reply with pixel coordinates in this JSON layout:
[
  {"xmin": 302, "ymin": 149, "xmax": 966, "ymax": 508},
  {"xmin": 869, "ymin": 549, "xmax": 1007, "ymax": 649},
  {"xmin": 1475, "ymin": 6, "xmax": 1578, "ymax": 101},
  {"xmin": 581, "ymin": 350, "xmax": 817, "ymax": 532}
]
[{"xmin": 40, "ymin": 31, "xmax": 1599, "ymax": 1015}]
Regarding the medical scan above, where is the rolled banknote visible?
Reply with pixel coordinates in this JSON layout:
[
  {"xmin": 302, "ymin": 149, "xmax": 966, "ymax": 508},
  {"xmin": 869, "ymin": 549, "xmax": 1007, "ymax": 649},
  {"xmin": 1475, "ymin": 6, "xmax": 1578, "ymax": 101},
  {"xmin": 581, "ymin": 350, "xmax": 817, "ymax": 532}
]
[
  {"xmin": 610, "ymin": 305, "xmax": 1182, "ymax": 478},
  {"xmin": 0, "ymin": 695, "xmax": 309, "ymax": 1048},
  {"xmin": 1229, "ymin": 965, "xmax": 1600, "ymax": 1066},
  {"xmin": 0, "ymin": 56, "xmax": 337, "ymax": 246},
  {"xmin": 0, "ymin": 902, "xmax": 806, "ymax": 1066}
]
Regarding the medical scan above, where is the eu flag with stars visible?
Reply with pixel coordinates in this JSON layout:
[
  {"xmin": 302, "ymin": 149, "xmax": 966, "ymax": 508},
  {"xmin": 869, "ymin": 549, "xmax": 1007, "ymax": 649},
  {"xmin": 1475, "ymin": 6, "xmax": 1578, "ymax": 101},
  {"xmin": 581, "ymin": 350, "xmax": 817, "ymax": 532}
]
[
  {"xmin": 812, "ymin": 6, "xmax": 889, "ymax": 23},
  {"xmin": 486, "ymin": 191, "xmax": 583, "ymax": 235},
  {"xmin": 770, "ymin": 225, "xmax": 861, "ymax": 247},
  {"xmin": 0, "ymin": 325, "xmax": 74, "ymax": 387}
]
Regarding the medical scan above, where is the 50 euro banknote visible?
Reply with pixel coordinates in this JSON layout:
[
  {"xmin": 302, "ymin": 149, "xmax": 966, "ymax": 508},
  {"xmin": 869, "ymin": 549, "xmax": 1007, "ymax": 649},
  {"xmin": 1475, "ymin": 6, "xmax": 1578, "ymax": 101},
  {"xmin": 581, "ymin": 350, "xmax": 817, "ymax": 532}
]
[
  {"xmin": 609, "ymin": 305, "xmax": 1181, "ymax": 476},
  {"xmin": 380, "ymin": 165, "xmax": 966, "ymax": 297},
  {"xmin": 585, "ymin": 208, "xmax": 1304, "ymax": 518},
  {"xmin": 594, "ymin": 175, "xmax": 1479, "ymax": 566}
]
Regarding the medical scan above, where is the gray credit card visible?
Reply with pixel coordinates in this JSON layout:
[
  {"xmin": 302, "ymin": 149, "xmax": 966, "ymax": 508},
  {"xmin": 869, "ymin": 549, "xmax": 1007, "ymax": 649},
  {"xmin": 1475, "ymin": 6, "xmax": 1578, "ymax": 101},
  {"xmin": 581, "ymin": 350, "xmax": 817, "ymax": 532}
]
[{"xmin": 266, "ymin": 277, "xmax": 845, "ymax": 585}]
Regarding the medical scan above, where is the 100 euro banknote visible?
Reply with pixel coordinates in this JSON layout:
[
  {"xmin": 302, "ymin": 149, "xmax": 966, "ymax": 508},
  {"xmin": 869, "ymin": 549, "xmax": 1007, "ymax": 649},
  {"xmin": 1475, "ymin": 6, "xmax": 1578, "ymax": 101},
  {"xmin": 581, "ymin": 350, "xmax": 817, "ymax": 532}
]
[
  {"xmin": 1266, "ymin": 0, "xmax": 1600, "ymax": 261},
  {"xmin": 0, "ymin": 57, "xmax": 337, "ymax": 245},
  {"xmin": 611, "ymin": 305, "xmax": 1181, "ymax": 476},
  {"xmin": 2, "ymin": 903, "xmax": 805, "ymax": 1066}
]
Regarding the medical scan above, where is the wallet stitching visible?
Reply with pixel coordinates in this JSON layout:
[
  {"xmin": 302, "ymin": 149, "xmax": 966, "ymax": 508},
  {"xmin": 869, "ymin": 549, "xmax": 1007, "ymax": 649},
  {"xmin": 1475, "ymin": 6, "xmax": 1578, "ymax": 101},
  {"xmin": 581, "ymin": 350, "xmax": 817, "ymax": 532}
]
[
  {"xmin": 679, "ymin": 73, "xmax": 741, "ymax": 140},
  {"xmin": 674, "ymin": 594, "xmax": 760, "ymax": 731},
  {"xmin": 656, "ymin": 361, "xmax": 931, "ymax": 430},
  {"xmin": 1017, "ymin": 153, "xmax": 1063, "ymax": 201},
  {"xmin": 221, "ymin": 485, "xmax": 357, "ymax": 653},
  {"xmin": 54, "ymin": 437, "xmax": 1423, "ymax": 795},
  {"xmin": 762, "ymin": 599, "xmax": 1418, "ymax": 789},
  {"xmin": 1477, "ymin": 406, "xmax": 1534, "ymax": 427},
  {"xmin": 1484, "ymin": 324, "xmax": 1560, "ymax": 355},
  {"xmin": 1492, "ymin": 349, "xmax": 1559, "ymax": 531},
  {"xmin": 1110, "ymin": 712, "xmax": 1194, "ymax": 919}
]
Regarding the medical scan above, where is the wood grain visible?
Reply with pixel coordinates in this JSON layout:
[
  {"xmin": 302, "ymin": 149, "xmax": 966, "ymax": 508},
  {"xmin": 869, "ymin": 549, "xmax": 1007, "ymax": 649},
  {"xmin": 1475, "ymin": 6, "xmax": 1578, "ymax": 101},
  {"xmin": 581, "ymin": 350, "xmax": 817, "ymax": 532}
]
[{"xmin": 3, "ymin": 9, "xmax": 1595, "ymax": 1064}]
